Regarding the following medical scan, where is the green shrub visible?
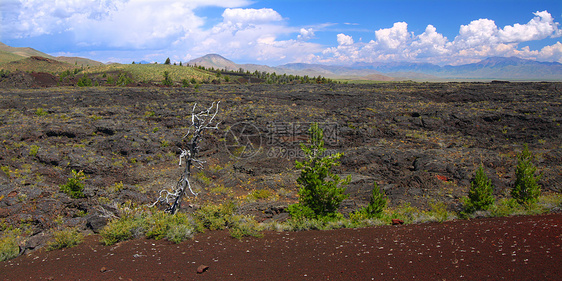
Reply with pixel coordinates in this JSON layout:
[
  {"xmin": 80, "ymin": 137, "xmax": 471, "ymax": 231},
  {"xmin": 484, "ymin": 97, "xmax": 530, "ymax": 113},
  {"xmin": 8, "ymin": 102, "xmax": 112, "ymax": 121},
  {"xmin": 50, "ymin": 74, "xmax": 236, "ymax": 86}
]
[
  {"xmin": 426, "ymin": 201, "xmax": 454, "ymax": 223},
  {"xmin": 165, "ymin": 224, "xmax": 195, "ymax": 244},
  {"xmin": 145, "ymin": 211, "xmax": 197, "ymax": 242},
  {"xmin": 162, "ymin": 71, "xmax": 173, "ymax": 86},
  {"xmin": 116, "ymin": 72, "xmax": 134, "ymax": 86},
  {"xmin": 247, "ymin": 189, "xmax": 276, "ymax": 201},
  {"xmin": 291, "ymin": 123, "xmax": 350, "ymax": 219},
  {"xmin": 99, "ymin": 215, "xmax": 146, "ymax": 246},
  {"xmin": 35, "ymin": 108, "xmax": 48, "ymax": 116},
  {"xmin": 390, "ymin": 202, "xmax": 421, "ymax": 224},
  {"xmin": 512, "ymin": 144, "xmax": 541, "ymax": 204},
  {"xmin": 47, "ymin": 228, "xmax": 84, "ymax": 251},
  {"xmin": 538, "ymin": 193, "xmax": 562, "ymax": 211},
  {"xmin": 60, "ymin": 170, "xmax": 86, "ymax": 199},
  {"xmin": 0, "ymin": 229, "xmax": 21, "ymax": 262},
  {"xmin": 28, "ymin": 145, "xmax": 40, "ymax": 157},
  {"xmin": 463, "ymin": 165, "xmax": 495, "ymax": 214},
  {"xmin": 286, "ymin": 217, "xmax": 325, "ymax": 231},
  {"xmin": 106, "ymin": 75, "xmax": 115, "ymax": 85},
  {"xmin": 287, "ymin": 203, "xmax": 316, "ymax": 221},
  {"xmin": 193, "ymin": 202, "xmax": 236, "ymax": 231},
  {"xmin": 77, "ymin": 74, "xmax": 92, "ymax": 87},
  {"xmin": 489, "ymin": 198, "xmax": 526, "ymax": 217},
  {"xmin": 229, "ymin": 215, "xmax": 263, "ymax": 240},
  {"xmin": 357, "ymin": 182, "xmax": 387, "ymax": 219}
]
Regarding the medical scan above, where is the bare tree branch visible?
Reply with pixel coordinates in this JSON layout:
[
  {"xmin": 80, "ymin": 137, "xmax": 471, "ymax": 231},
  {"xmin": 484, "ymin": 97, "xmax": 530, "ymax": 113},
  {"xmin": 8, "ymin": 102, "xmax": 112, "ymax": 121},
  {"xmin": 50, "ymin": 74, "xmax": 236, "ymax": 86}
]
[{"xmin": 150, "ymin": 101, "xmax": 220, "ymax": 214}]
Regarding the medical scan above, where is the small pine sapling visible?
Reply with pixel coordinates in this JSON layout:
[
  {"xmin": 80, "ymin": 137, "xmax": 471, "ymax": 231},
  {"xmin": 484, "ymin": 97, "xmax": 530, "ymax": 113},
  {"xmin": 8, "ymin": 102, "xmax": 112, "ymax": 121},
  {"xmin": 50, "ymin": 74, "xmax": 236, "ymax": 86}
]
[
  {"xmin": 464, "ymin": 165, "xmax": 495, "ymax": 213},
  {"xmin": 289, "ymin": 123, "xmax": 350, "ymax": 220},
  {"xmin": 511, "ymin": 144, "xmax": 541, "ymax": 205},
  {"xmin": 362, "ymin": 182, "xmax": 387, "ymax": 218},
  {"xmin": 60, "ymin": 170, "xmax": 87, "ymax": 199}
]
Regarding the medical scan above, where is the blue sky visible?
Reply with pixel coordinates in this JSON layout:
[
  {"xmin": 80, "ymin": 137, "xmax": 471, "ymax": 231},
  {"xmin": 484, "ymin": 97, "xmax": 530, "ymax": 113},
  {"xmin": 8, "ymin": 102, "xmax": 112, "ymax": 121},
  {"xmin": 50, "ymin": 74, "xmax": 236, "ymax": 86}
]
[{"xmin": 1, "ymin": 0, "xmax": 561, "ymax": 65}]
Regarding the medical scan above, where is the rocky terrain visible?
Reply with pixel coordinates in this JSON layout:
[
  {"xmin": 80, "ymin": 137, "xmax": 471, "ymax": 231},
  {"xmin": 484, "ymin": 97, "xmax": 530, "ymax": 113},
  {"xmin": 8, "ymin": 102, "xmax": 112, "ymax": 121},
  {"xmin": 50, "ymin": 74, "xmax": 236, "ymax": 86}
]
[{"xmin": 0, "ymin": 82, "xmax": 561, "ymax": 254}]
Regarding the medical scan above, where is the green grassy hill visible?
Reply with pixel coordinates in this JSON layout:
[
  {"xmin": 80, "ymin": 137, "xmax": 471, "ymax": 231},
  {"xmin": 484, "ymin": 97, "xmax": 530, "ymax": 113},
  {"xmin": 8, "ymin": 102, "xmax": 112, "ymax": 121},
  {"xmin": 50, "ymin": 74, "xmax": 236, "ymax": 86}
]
[
  {"xmin": 0, "ymin": 42, "xmax": 55, "ymax": 59},
  {"xmin": 0, "ymin": 56, "xmax": 77, "ymax": 73},
  {"xmin": 56, "ymin": 56, "xmax": 104, "ymax": 67},
  {"xmin": 0, "ymin": 50, "xmax": 27, "ymax": 65},
  {"xmin": 84, "ymin": 63, "xmax": 215, "ymax": 83}
]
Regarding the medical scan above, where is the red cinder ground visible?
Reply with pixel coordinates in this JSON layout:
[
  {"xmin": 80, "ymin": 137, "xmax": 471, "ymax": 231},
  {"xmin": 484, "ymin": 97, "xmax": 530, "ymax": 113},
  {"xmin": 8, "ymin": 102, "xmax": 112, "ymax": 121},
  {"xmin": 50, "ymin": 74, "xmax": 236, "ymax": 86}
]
[{"xmin": 2, "ymin": 213, "xmax": 561, "ymax": 280}]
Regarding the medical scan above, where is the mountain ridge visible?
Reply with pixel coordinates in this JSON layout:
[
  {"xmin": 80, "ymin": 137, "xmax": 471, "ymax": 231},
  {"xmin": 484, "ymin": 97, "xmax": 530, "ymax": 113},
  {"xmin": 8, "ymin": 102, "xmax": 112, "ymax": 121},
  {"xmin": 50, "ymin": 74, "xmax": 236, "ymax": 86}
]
[
  {"xmin": 187, "ymin": 54, "xmax": 562, "ymax": 81},
  {"xmin": 1, "ymin": 42, "xmax": 561, "ymax": 81}
]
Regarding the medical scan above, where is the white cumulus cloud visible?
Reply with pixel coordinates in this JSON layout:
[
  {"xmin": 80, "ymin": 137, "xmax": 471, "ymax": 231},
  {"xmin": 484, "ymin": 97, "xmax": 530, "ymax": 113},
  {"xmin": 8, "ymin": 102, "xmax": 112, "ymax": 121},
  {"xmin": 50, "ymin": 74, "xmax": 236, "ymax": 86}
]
[
  {"xmin": 4, "ymin": 0, "xmax": 252, "ymax": 48},
  {"xmin": 222, "ymin": 8, "xmax": 282, "ymax": 24},
  {"xmin": 337, "ymin": 33, "xmax": 354, "ymax": 45},
  {"xmin": 320, "ymin": 10, "xmax": 562, "ymax": 65},
  {"xmin": 498, "ymin": 10, "xmax": 561, "ymax": 43},
  {"xmin": 298, "ymin": 28, "xmax": 315, "ymax": 40},
  {"xmin": 374, "ymin": 22, "xmax": 411, "ymax": 50}
]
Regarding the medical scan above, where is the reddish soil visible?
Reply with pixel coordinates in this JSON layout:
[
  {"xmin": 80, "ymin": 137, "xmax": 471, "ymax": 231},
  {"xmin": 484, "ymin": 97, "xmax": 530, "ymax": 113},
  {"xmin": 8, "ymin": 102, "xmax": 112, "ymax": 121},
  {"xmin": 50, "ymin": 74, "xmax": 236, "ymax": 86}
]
[{"xmin": 2, "ymin": 213, "xmax": 561, "ymax": 280}]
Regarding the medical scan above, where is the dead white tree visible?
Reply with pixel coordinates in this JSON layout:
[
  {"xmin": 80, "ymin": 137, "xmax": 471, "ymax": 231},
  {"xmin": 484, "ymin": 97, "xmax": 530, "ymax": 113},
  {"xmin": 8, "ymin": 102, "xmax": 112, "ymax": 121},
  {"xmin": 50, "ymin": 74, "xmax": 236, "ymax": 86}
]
[{"xmin": 150, "ymin": 101, "xmax": 220, "ymax": 214}]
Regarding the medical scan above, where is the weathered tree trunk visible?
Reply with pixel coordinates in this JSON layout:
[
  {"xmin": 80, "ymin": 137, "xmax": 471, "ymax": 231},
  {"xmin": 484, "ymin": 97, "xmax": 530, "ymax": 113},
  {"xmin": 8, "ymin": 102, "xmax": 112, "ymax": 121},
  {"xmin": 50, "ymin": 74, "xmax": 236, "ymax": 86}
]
[{"xmin": 151, "ymin": 102, "xmax": 220, "ymax": 214}]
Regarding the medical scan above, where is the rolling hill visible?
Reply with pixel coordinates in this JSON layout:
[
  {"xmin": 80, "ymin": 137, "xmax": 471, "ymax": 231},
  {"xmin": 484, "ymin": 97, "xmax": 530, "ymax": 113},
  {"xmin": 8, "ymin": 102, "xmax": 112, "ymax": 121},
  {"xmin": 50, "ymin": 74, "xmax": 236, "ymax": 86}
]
[
  {"xmin": 0, "ymin": 42, "xmax": 103, "ymax": 68},
  {"xmin": 0, "ymin": 42, "xmax": 55, "ymax": 59},
  {"xmin": 0, "ymin": 56, "xmax": 77, "ymax": 73}
]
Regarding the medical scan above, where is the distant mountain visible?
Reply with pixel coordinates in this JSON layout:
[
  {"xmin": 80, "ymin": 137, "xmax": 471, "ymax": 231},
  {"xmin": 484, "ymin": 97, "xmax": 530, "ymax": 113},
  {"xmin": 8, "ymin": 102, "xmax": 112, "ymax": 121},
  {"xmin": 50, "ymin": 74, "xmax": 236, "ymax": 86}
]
[
  {"xmin": 353, "ymin": 57, "xmax": 562, "ymax": 80},
  {"xmin": 279, "ymin": 63, "xmax": 390, "ymax": 77},
  {"xmin": 352, "ymin": 61, "xmax": 442, "ymax": 73},
  {"xmin": 186, "ymin": 54, "xmax": 395, "ymax": 80},
  {"xmin": 187, "ymin": 54, "xmax": 238, "ymax": 71},
  {"xmin": 439, "ymin": 57, "xmax": 562, "ymax": 79}
]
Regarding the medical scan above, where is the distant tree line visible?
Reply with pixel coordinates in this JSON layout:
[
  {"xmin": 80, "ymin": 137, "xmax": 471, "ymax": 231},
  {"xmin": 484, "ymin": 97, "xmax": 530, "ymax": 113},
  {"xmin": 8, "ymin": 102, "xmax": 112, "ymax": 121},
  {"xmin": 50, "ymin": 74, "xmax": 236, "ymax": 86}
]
[{"xmin": 186, "ymin": 64, "xmax": 338, "ymax": 85}]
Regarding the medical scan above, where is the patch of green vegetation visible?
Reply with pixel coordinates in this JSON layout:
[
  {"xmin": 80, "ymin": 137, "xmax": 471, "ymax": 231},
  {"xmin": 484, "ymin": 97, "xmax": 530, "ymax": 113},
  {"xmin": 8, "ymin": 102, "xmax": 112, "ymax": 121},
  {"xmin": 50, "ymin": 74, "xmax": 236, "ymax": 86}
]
[
  {"xmin": 210, "ymin": 184, "xmax": 231, "ymax": 195},
  {"xmin": 145, "ymin": 211, "xmax": 199, "ymax": 242},
  {"xmin": 160, "ymin": 140, "xmax": 170, "ymax": 148},
  {"xmin": 34, "ymin": 108, "xmax": 48, "ymax": 116},
  {"xmin": 28, "ymin": 145, "xmax": 40, "ymax": 157},
  {"xmin": 60, "ymin": 170, "xmax": 86, "ymax": 199},
  {"xmin": 100, "ymin": 201, "xmax": 260, "ymax": 245},
  {"xmin": 77, "ymin": 74, "xmax": 92, "ymax": 87},
  {"xmin": 100, "ymin": 214, "xmax": 146, "ymax": 246},
  {"xmin": 196, "ymin": 171, "xmax": 212, "ymax": 186},
  {"xmin": 0, "ymin": 229, "xmax": 21, "ymax": 262},
  {"xmin": 229, "ymin": 215, "xmax": 263, "ymax": 240},
  {"xmin": 247, "ymin": 189, "xmax": 277, "ymax": 201},
  {"xmin": 350, "ymin": 182, "xmax": 387, "ymax": 221},
  {"xmin": 46, "ymin": 227, "xmax": 84, "ymax": 251},
  {"xmin": 193, "ymin": 202, "xmax": 236, "ymax": 231}
]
